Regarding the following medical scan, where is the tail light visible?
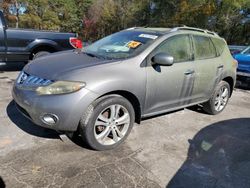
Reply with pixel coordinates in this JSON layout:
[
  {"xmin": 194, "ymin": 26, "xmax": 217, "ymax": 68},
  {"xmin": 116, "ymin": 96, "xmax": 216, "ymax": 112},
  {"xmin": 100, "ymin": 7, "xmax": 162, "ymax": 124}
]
[
  {"xmin": 70, "ymin": 37, "xmax": 83, "ymax": 49},
  {"xmin": 232, "ymin": 59, "xmax": 238, "ymax": 68}
]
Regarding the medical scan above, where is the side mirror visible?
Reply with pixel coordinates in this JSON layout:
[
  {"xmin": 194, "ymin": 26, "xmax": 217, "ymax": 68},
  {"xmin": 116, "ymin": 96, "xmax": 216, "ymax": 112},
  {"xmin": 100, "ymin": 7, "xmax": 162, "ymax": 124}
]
[{"xmin": 152, "ymin": 53, "xmax": 174, "ymax": 66}]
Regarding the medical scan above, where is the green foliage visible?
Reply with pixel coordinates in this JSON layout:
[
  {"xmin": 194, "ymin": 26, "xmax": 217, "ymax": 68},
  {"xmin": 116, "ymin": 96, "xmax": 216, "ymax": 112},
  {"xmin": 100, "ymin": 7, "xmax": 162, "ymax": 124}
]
[
  {"xmin": 18, "ymin": 0, "xmax": 81, "ymax": 32},
  {"xmin": 1, "ymin": 0, "xmax": 250, "ymax": 44},
  {"xmin": 85, "ymin": 0, "xmax": 250, "ymax": 44},
  {"xmin": 1, "ymin": 0, "xmax": 92, "ymax": 32}
]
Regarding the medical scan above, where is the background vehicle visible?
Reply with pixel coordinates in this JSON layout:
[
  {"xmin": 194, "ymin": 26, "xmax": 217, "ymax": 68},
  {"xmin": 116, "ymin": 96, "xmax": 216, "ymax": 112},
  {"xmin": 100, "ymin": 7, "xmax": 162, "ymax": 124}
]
[
  {"xmin": 0, "ymin": 11, "xmax": 77, "ymax": 65},
  {"xmin": 228, "ymin": 45, "xmax": 247, "ymax": 55},
  {"xmin": 234, "ymin": 46, "xmax": 250, "ymax": 87},
  {"xmin": 13, "ymin": 27, "xmax": 237, "ymax": 150}
]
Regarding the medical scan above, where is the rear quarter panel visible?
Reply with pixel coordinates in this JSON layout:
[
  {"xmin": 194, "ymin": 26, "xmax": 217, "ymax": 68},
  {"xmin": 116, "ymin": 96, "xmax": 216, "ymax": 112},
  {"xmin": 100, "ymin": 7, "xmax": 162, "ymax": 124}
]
[{"xmin": 219, "ymin": 45, "xmax": 237, "ymax": 86}]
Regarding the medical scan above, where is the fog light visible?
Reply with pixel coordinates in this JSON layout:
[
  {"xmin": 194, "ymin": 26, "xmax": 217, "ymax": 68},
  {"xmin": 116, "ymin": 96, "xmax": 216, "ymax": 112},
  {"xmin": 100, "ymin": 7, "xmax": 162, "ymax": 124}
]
[{"xmin": 41, "ymin": 114, "xmax": 58, "ymax": 125}]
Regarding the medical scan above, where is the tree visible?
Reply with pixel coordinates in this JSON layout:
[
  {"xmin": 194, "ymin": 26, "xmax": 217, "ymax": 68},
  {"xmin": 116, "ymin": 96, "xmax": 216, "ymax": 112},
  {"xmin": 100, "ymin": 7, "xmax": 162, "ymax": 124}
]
[
  {"xmin": 1, "ymin": 0, "xmax": 249, "ymax": 44},
  {"xmin": 1, "ymin": 0, "xmax": 93, "ymax": 32},
  {"xmin": 83, "ymin": 0, "xmax": 142, "ymax": 40},
  {"xmin": 1, "ymin": 0, "xmax": 21, "ymax": 27},
  {"xmin": 210, "ymin": 0, "xmax": 250, "ymax": 44}
]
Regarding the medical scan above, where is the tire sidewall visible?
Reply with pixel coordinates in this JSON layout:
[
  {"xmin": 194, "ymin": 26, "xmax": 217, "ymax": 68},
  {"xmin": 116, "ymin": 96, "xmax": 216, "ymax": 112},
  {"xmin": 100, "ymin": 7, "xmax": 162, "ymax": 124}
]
[
  {"xmin": 33, "ymin": 51, "xmax": 51, "ymax": 60},
  {"xmin": 80, "ymin": 96, "xmax": 135, "ymax": 151}
]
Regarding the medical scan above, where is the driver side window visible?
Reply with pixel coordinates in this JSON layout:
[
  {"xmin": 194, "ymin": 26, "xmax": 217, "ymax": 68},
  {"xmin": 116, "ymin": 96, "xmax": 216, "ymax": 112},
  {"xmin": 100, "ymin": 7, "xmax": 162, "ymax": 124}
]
[{"xmin": 154, "ymin": 35, "xmax": 192, "ymax": 63}]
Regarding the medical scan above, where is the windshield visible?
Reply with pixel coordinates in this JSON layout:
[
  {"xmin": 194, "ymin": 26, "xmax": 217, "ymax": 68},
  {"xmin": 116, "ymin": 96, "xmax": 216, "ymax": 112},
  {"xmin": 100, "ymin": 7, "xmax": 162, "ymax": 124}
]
[
  {"xmin": 242, "ymin": 47, "xmax": 250, "ymax": 55},
  {"xmin": 83, "ymin": 30, "xmax": 161, "ymax": 59}
]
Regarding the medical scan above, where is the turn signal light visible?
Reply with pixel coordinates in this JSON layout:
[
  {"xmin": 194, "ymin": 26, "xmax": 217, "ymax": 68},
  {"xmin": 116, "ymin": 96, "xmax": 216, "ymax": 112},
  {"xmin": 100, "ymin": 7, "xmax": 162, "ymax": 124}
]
[{"xmin": 70, "ymin": 37, "xmax": 83, "ymax": 49}]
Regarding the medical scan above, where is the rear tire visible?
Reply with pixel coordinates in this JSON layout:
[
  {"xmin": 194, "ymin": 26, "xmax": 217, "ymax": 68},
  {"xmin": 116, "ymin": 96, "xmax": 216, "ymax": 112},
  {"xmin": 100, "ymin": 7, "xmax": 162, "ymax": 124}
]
[
  {"xmin": 33, "ymin": 51, "xmax": 51, "ymax": 59},
  {"xmin": 203, "ymin": 81, "xmax": 230, "ymax": 115},
  {"xmin": 79, "ymin": 95, "xmax": 135, "ymax": 151}
]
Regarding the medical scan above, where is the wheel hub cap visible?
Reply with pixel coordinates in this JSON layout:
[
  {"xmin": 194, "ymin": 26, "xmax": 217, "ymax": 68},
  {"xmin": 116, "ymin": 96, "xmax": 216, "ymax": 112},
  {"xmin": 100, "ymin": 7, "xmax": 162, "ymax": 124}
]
[
  {"xmin": 94, "ymin": 104, "xmax": 130, "ymax": 146},
  {"xmin": 214, "ymin": 86, "xmax": 229, "ymax": 112}
]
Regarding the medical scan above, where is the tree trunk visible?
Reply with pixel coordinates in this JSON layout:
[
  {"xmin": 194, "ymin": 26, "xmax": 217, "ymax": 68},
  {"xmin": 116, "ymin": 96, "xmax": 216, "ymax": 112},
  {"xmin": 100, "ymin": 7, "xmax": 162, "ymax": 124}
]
[{"xmin": 15, "ymin": 0, "xmax": 19, "ymax": 28}]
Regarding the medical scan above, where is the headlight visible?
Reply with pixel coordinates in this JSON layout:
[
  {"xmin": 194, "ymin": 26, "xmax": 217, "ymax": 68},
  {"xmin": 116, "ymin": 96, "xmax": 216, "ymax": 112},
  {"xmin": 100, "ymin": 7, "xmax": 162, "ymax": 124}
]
[{"xmin": 36, "ymin": 81, "xmax": 86, "ymax": 95}]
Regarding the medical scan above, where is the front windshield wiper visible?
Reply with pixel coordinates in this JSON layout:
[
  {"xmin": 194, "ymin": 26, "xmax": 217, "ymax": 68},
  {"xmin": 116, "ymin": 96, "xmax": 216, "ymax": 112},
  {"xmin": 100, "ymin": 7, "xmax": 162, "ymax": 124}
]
[
  {"xmin": 83, "ymin": 51, "xmax": 114, "ymax": 60},
  {"xmin": 83, "ymin": 52, "xmax": 100, "ymax": 58}
]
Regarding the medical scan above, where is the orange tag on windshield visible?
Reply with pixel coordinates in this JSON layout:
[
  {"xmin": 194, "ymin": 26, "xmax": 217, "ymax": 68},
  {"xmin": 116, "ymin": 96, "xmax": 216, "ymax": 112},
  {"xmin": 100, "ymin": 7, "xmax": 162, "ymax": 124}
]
[{"xmin": 127, "ymin": 41, "xmax": 141, "ymax": 49}]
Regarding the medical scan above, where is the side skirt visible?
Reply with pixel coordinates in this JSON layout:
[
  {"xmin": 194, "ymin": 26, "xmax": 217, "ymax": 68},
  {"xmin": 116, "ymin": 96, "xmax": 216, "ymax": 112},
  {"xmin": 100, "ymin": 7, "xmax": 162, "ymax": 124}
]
[{"xmin": 141, "ymin": 99, "xmax": 209, "ymax": 119}]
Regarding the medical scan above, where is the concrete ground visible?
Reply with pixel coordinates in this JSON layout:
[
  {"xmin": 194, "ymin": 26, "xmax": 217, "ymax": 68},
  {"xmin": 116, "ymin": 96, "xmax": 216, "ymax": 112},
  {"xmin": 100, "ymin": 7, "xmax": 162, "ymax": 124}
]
[{"xmin": 0, "ymin": 70, "xmax": 250, "ymax": 188}]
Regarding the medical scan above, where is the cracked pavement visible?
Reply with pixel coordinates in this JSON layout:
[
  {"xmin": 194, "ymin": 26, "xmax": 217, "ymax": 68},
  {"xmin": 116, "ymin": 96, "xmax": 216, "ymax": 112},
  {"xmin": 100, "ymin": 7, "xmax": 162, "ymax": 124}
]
[{"xmin": 0, "ymin": 70, "xmax": 250, "ymax": 188}]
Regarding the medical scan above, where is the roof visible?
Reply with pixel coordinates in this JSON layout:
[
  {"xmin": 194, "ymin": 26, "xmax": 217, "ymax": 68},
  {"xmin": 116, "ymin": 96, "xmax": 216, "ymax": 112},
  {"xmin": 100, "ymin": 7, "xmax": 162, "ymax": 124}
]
[
  {"xmin": 126, "ymin": 27, "xmax": 171, "ymax": 35},
  {"xmin": 136, "ymin": 27, "xmax": 172, "ymax": 33},
  {"xmin": 126, "ymin": 26, "xmax": 219, "ymax": 37}
]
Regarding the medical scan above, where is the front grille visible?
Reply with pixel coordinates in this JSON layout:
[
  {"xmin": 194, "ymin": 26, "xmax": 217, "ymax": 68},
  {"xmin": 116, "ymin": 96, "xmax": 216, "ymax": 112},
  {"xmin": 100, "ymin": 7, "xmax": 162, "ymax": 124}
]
[{"xmin": 17, "ymin": 71, "xmax": 52, "ymax": 87}]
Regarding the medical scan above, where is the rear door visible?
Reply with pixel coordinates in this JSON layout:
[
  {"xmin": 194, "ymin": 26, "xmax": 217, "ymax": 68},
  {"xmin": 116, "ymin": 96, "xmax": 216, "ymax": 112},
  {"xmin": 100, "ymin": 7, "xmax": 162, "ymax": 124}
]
[
  {"xmin": 144, "ymin": 34, "xmax": 196, "ymax": 115},
  {"xmin": 0, "ymin": 12, "xmax": 7, "ymax": 62},
  {"xmin": 191, "ymin": 35, "xmax": 218, "ymax": 102}
]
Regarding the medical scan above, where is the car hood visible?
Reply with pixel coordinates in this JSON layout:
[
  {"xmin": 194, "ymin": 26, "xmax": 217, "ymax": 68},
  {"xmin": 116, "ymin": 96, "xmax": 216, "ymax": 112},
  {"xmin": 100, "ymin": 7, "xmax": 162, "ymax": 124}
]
[
  {"xmin": 234, "ymin": 54, "xmax": 250, "ymax": 73},
  {"xmin": 24, "ymin": 50, "xmax": 115, "ymax": 80}
]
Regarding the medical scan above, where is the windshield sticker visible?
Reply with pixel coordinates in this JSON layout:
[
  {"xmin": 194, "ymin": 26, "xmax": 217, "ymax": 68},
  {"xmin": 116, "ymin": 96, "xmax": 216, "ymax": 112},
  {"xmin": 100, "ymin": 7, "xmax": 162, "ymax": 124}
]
[
  {"xmin": 139, "ymin": 34, "xmax": 158, "ymax": 40},
  {"xmin": 127, "ymin": 41, "xmax": 142, "ymax": 49}
]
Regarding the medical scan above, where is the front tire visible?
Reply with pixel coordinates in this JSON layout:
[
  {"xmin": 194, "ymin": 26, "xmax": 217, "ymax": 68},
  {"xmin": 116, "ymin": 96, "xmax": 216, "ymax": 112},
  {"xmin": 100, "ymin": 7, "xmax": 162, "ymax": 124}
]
[
  {"xmin": 33, "ymin": 51, "xmax": 51, "ymax": 59},
  {"xmin": 79, "ymin": 95, "xmax": 135, "ymax": 151},
  {"xmin": 203, "ymin": 81, "xmax": 230, "ymax": 115}
]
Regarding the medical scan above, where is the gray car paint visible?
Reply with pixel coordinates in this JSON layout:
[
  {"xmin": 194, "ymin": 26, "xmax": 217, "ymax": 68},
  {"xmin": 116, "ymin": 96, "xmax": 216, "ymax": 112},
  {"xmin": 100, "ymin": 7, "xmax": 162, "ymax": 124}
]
[{"xmin": 12, "ymin": 28, "xmax": 236, "ymax": 132}]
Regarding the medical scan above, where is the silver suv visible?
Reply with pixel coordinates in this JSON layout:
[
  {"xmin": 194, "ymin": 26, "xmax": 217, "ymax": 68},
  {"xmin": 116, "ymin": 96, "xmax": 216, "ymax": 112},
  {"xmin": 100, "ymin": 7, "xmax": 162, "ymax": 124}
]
[{"xmin": 13, "ymin": 27, "xmax": 237, "ymax": 150}]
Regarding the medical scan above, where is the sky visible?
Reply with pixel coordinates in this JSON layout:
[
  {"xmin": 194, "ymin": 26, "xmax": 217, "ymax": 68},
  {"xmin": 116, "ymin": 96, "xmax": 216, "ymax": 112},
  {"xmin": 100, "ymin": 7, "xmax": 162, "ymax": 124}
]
[{"xmin": 9, "ymin": 3, "xmax": 27, "ymax": 15}]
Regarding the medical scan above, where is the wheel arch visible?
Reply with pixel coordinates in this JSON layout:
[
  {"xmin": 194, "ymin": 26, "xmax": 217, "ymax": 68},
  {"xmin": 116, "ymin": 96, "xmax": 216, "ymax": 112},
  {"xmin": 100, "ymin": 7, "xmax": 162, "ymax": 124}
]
[
  {"xmin": 97, "ymin": 90, "xmax": 142, "ymax": 124},
  {"xmin": 27, "ymin": 39, "xmax": 60, "ymax": 60},
  {"xmin": 222, "ymin": 76, "xmax": 235, "ymax": 97},
  {"xmin": 29, "ymin": 45, "xmax": 57, "ymax": 60}
]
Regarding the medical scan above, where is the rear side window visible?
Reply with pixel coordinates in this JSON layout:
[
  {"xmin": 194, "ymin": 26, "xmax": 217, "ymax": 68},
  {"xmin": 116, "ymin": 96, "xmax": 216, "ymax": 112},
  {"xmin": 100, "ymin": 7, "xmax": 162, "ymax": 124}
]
[
  {"xmin": 193, "ymin": 36, "xmax": 217, "ymax": 60},
  {"xmin": 211, "ymin": 38, "xmax": 226, "ymax": 56},
  {"xmin": 155, "ymin": 35, "xmax": 191, "ymax": 63}
]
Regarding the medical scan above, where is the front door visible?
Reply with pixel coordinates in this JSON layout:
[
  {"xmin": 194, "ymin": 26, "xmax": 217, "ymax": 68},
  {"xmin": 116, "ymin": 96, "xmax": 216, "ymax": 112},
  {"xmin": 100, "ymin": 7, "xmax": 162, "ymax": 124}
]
[{"xmin": 144, "ymin": 34, "xmax": 196, "ymax": 115}]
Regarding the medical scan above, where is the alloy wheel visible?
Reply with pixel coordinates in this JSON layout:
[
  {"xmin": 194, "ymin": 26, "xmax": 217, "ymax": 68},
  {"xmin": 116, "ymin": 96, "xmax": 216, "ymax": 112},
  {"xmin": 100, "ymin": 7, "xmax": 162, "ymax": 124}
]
[
  {"xmin": 214, "ymin": 86, "xmax": 229, "ymax": 112},
  {"xmin": 94, "ymin": 104, "xmax": 130, "ymax": 145}
]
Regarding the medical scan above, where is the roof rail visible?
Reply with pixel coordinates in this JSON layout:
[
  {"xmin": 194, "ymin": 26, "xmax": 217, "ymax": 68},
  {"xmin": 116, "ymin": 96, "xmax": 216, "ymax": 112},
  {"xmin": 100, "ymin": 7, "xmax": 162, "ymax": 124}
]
[
  {"xmin": 126, "ymin": 27, "xmax": 146, "ymax": 30},
  {"xmin": 171, "ymin": 26, "xmax": 218, "ymax": 36},
  {"xmin": 126, "ymin": 27, "xmax": 138, "ymax": 30}
]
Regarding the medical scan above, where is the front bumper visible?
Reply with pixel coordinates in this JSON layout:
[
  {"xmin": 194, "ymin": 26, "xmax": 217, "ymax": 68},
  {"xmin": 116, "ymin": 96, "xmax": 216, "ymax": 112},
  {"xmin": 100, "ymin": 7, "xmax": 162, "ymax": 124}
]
[{"xmin": 12, "ymin": 83, "xmax": 98, "ymax": 132}]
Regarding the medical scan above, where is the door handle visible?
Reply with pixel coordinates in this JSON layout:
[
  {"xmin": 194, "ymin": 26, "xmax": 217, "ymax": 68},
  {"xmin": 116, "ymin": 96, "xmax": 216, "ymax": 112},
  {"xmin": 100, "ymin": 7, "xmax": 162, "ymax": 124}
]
[
  {"xmin": 218, "ymin": 65, "xmax": 224, "ymax": 69},
  {"xmin": 184, "ymin": 70, "xmax": 195, "ymax": 75}
]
